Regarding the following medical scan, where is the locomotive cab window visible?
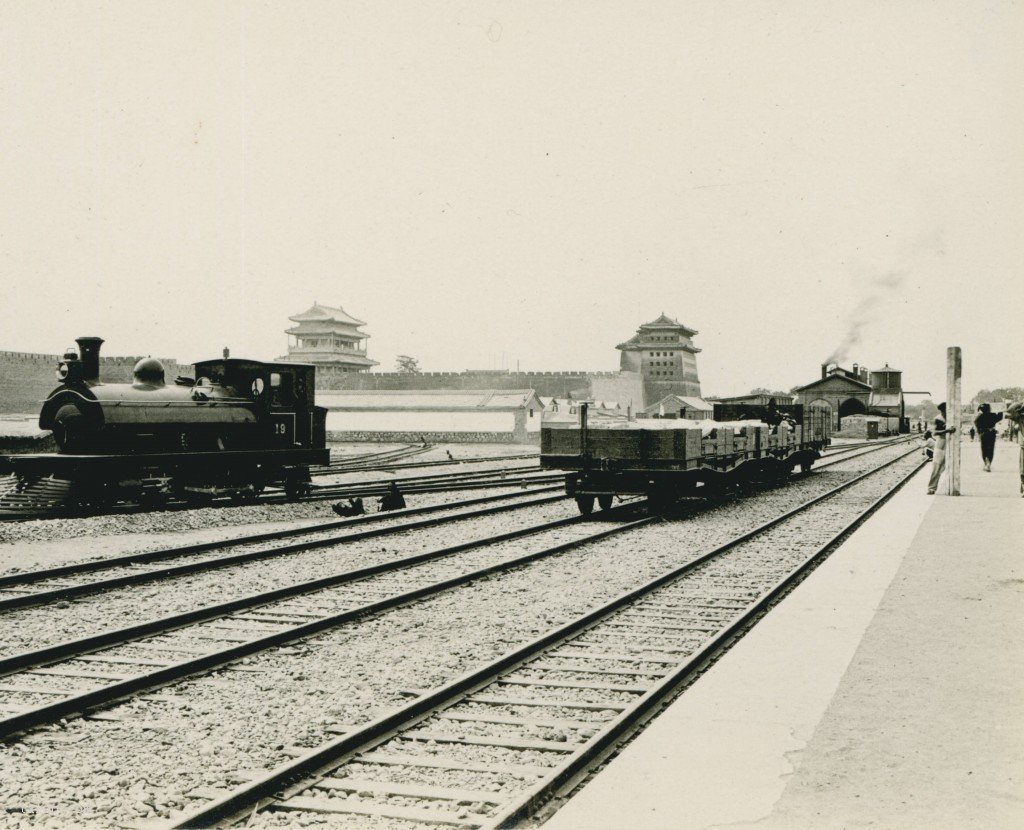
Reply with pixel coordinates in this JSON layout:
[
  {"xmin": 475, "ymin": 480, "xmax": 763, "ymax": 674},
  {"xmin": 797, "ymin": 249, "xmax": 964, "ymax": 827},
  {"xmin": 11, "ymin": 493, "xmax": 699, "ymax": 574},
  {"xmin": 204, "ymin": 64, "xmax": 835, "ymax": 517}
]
[{"xmin": 270, "ymin": 372, "xmax": 295, "ymax": 406}]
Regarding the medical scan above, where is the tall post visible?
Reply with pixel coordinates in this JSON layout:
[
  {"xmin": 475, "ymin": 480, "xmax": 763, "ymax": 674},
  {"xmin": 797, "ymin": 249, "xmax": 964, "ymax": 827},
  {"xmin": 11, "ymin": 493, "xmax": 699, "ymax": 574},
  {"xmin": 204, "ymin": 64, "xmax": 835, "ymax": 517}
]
[{"xmin": 947, "ymin": 346, "xmax": 962, "ymax": 496}]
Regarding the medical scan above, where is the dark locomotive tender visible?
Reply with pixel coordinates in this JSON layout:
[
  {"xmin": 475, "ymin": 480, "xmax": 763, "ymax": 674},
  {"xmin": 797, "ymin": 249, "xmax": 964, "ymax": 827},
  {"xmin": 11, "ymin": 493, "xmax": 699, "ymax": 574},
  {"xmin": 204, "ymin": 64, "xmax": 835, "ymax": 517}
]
[
  {"xmin": 0, "ymin": 337, "xmax": 329, "ymax": 509},
  {"xmin": 541, "ymin": 402, "xmax": 832, "ymax": 513}
]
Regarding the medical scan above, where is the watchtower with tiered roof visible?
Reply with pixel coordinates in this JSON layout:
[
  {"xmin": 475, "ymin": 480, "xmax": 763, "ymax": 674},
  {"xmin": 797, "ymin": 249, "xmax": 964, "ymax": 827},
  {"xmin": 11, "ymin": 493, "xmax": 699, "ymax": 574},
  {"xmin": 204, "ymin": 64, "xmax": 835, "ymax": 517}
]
[
  {"xmin": 615, "ymin": 313, "xmax": 702, "ymax": 397},
  {"xmin": 278, "ymin": 302, "xmax": 379, "ymax": 373}
]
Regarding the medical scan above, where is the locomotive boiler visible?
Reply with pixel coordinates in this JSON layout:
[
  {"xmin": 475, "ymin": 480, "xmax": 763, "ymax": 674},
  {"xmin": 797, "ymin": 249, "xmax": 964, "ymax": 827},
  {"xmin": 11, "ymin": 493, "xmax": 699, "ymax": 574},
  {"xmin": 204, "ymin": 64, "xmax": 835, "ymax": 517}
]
[{"xmin": 0, "ymin": 337, "xmax": 329, "ymax": 511}]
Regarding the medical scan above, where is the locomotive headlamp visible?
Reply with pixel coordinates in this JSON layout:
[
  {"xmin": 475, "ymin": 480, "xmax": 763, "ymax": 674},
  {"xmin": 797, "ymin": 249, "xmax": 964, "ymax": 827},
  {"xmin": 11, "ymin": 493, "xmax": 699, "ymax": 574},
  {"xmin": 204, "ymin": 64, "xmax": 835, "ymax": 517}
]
[{"xmin": 56, "ymin": 361, "xmax": 82, "ymax": 384}]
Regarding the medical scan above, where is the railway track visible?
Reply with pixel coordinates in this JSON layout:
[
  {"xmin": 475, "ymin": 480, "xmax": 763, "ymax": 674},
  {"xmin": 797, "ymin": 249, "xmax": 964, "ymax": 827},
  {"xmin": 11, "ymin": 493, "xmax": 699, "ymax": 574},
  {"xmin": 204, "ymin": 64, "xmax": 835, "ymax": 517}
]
[
  {"xmin": 0, "ymin": 439, "xmax": 909, "ymax": 611},
  {"xmin": 820, "ymin": 435, "xmax": 913, "ymax": 457},
  {"xmin": 167, "ymin": 445, "xmax": 925, "ymax": 829},
  {"xmin": 311, "ymin": 450, "xmax": 539, "ymax": 477},
  {"xmin": 0, "ymin": 488, "xmax": 568, "ymax": 611},
  {"xmin": 0, "ymin": 500, "xmax": 650, "ymax": 740},
  {"xmin": 0, "ymin": 436, "xmax": 908, "ymax": 522},
  {"xmin": 0, "ymin": 442, "xmax": 921, "ymax": 822},
  {"xmin": 0, "ymin": 463, "xmax": 557, "ymax": 523},
  {"xmin": 316, "ymin": 444, "xmax": 432, "ymax": 470},
  {"xmin": 0, "ymin": 442, "xmax": 913, "ymax": 753}
]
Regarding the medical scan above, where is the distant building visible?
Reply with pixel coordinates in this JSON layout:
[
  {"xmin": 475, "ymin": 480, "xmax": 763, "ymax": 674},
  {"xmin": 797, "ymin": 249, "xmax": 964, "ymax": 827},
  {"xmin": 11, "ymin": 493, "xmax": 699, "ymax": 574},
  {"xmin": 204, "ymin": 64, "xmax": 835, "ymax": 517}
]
[
  {"xmin": 306, "ymin": 313, "xmax": 702, "ymax": 427},
  {"xmin": 317, "ymin": 389, "xmax": 543, "ymax": 443},
  {"xmin": 640, "ymin": 394, "xmax": 713, "ymax": 420},
  {"xmin": 278, "ymin": 302, "xmax": 378, "ymax": 373}
]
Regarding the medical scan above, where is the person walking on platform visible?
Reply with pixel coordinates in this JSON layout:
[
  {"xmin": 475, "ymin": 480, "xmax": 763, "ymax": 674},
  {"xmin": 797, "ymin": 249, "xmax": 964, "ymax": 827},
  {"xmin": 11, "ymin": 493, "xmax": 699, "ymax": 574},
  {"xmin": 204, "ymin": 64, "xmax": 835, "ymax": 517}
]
[
  {"xmin": 974, "ymin": 403, "xmax": 1003, "ymax": 472},
  {"xmin": 927, "ymin": 407, "xmax": 956, "ymax": 495},
  {"xmin": 1006, "ymin": 400, "xmax": 1024, "ymax": 497}
]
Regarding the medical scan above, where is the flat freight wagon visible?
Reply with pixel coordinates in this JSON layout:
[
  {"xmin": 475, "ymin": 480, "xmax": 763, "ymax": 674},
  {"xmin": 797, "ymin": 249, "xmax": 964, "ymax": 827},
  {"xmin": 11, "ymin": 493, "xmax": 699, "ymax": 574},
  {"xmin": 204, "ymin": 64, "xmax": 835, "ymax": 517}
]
[{"xmin": 541, "ymin": 403, "xmax": 831, "ymax": 513}]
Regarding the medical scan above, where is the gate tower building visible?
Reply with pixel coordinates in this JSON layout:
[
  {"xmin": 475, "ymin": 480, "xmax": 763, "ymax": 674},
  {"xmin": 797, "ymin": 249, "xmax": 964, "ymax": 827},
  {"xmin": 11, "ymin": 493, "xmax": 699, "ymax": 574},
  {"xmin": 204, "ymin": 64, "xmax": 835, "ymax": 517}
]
[
  {"xmin": 278, "ymin": 302, "xmax": 378, "ymax": 374},
  {"xmin": 615, "ymin": 314, "xmax": 702, "ymax": 399}
]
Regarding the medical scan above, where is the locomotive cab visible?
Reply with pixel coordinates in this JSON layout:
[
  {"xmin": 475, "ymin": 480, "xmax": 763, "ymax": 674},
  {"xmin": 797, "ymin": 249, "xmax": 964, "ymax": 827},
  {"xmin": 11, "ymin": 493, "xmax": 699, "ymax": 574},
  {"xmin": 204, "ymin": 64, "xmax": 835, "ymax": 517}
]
[{"xmin": 191, "ymin": 358, "xmax": 325, "ymax": 450}]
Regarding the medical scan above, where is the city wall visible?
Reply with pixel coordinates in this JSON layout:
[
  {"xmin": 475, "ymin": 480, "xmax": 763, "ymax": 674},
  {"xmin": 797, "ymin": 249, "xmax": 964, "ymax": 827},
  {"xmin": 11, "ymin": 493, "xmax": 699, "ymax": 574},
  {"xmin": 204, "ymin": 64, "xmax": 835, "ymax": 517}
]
[
  {"xmin": 316, "ymin": 369, "xmax": 611, "ymax": 398},
  {"xmin": 0, "ymin": 351, "xmax": 187, "ymax": 414}
]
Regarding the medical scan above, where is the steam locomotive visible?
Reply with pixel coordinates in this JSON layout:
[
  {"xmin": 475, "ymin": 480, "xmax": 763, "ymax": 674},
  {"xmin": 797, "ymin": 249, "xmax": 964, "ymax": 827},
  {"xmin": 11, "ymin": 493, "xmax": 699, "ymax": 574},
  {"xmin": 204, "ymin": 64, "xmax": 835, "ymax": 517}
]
[{"xmin": 0, "ymin": 337, "xmax": 329, "ymax": 511}]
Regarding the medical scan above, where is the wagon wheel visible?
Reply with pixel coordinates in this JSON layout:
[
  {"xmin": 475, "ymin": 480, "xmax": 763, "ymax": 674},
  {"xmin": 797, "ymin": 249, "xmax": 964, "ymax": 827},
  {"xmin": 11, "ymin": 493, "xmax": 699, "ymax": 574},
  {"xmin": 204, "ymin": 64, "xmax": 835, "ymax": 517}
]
[
  {"xmin": 597, "ymin": 494, "xmax": 614, "ymax": 511},
  {"xmin": 574, "ymin": 494, "xmax": 595, "ymax": 515},
  {"xmin": 646, "ymin": 489, "xmax": 675, "ymax": 513}
]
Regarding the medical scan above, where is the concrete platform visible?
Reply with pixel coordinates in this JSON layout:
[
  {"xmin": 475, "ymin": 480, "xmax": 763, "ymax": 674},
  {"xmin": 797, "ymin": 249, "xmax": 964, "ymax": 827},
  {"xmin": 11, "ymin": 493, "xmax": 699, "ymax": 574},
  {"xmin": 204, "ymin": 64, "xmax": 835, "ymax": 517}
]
[{"xmin": 546, "ymin": 439, "xmax": 1024, "ymax": 830}]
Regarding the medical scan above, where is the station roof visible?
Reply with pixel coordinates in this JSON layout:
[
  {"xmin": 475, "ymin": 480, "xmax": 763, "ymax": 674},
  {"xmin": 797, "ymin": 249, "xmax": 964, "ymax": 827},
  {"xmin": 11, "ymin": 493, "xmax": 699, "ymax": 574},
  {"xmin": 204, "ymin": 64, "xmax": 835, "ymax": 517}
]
[
  {"xmin": 317, "ymin": 389, "xmax": 541, "ymax": 411},
  {"xmin": 642, "ymin": 394, "xmax": 713, "ymax": 414},
  {"xmin": 792, "ymin": 372, "xmax": 873, "ymax": 393},
  {"xmin": 288, "ymin": 302, "xmax": 367, "ymax": 327},
  {"xmin": 870, "ymin": 393, "xmax": 903, "ymax": 408}
]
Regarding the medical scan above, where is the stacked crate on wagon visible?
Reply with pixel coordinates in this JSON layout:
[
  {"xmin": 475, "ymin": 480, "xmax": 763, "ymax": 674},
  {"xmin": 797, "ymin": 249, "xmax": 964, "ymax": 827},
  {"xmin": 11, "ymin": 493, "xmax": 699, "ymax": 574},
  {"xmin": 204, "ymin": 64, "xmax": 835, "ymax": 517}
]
[{"xmin": 541, "ymin": 403, "xmax": 830, "ymax": 513}]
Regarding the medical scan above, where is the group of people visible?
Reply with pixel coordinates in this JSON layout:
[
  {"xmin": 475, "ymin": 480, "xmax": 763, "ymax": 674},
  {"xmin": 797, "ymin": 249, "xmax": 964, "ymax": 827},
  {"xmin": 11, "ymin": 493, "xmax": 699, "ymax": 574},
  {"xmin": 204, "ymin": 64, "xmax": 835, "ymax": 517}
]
[
  {"xmin": 924, "ymin": 401, "xmax": 1024, "ymax": 496},
  {"xmin": 332, "ymin": 481, "xmax": 407, "ymax": 517}
]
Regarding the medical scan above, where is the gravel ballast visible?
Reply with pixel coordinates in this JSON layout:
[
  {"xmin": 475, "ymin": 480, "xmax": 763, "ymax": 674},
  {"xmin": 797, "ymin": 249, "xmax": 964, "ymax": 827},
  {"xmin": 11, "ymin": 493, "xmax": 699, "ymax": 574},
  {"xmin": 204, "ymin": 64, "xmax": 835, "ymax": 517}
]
[{"xmin": 0, "ymin": 446, "xmax": 917, "ymax": 827}]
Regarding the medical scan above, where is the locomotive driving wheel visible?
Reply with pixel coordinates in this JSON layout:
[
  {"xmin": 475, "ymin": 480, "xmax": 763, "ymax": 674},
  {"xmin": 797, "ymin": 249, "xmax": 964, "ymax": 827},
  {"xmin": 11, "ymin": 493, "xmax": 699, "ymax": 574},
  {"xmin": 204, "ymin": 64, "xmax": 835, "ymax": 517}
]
[{"xmin": 284, "ymin": 471, "xmax": 311, "ymax": 501}]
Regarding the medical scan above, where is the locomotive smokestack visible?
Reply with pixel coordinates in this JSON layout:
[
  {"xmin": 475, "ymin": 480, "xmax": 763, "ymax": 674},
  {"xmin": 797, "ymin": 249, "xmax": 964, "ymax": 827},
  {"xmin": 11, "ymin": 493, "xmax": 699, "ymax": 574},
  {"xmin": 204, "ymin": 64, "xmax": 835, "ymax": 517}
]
[
  {"xmin": 223, "ymin": 347, "xmax": 230, "ymax": 359},
  {"xmin": 75, "ymin": 336, "xmax": 104, "ymax": 382}
]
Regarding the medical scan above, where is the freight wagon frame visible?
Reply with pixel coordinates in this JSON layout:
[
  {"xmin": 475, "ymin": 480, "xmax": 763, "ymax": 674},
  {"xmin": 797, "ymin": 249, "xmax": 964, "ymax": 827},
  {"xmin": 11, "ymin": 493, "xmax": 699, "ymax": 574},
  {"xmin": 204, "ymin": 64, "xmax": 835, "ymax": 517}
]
[{"xmin": 541, "ymin": 403, "xmax": 831, "ymax": 513}]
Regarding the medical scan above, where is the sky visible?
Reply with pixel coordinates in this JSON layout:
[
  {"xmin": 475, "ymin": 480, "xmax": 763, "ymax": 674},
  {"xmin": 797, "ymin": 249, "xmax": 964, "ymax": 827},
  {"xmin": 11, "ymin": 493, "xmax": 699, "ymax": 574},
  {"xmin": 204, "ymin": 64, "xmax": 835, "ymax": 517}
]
[{"xmin": 1, "ymin": 1, "xmax": 1021, "ymax": 400}]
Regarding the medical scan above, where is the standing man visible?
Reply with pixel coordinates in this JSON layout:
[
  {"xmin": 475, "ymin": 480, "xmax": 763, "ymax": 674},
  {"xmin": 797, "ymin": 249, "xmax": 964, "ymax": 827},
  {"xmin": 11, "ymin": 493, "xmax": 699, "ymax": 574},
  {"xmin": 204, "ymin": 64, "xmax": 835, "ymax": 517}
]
[
  {"xmin": 1006, "ymin": 401, "xmax": 1024, "ymax": 497},
  {"xmin": 927, "ymin": 403, "xmax": 957, "ymax": 495},
  {"xmin": 973, "ymin": 403, "xmax": 1003, "ymax": 472}
]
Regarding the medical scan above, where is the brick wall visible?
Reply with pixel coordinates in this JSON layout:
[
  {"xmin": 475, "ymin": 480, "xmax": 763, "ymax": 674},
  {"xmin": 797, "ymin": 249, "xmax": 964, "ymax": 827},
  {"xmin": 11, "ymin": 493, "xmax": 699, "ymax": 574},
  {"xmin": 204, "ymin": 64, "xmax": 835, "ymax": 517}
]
[
  {"xmin": 590, "ymin": 372, "xmax": 645, "ymax": 410},
  {"xmin": 0, "ymin": 351, "xmax": 187, "ymax": 415}
]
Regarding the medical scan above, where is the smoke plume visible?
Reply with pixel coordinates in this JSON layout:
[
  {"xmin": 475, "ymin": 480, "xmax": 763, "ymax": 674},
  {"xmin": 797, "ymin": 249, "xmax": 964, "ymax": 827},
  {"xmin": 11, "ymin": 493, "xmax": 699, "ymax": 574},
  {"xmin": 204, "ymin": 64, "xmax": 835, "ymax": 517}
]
[{"xmin": 825, "ymin": 270, "xmax": 908, "ymax": 365}]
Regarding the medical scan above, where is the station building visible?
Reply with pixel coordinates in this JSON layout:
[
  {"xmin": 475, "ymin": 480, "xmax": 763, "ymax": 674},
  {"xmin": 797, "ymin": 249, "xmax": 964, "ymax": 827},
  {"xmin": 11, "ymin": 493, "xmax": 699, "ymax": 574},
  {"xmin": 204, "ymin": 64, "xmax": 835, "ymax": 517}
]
[
  {"xmin": 640, "ymin": 394, "xmax": 714, "ymax": 420},
  {"xmin": 792, "ymin": 362, "xmax": 906, "ymax": 433}
]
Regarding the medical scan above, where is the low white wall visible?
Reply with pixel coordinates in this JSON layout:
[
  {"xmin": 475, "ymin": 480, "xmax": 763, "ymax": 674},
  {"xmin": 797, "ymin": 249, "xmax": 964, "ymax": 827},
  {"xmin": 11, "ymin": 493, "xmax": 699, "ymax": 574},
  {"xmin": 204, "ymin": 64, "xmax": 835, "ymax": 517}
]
[{"xmin": 325, "ymin": 409, "xmax": 515, "ymax": 433}]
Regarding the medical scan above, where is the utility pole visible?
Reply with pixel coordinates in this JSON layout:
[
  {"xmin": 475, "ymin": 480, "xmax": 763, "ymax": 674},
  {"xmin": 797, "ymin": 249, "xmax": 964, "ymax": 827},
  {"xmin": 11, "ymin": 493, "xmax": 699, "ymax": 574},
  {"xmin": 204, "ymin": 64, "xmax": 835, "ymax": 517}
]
[{"xmin": 947, "ymin": 346, "xmax": 962, "ymax": 495}]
